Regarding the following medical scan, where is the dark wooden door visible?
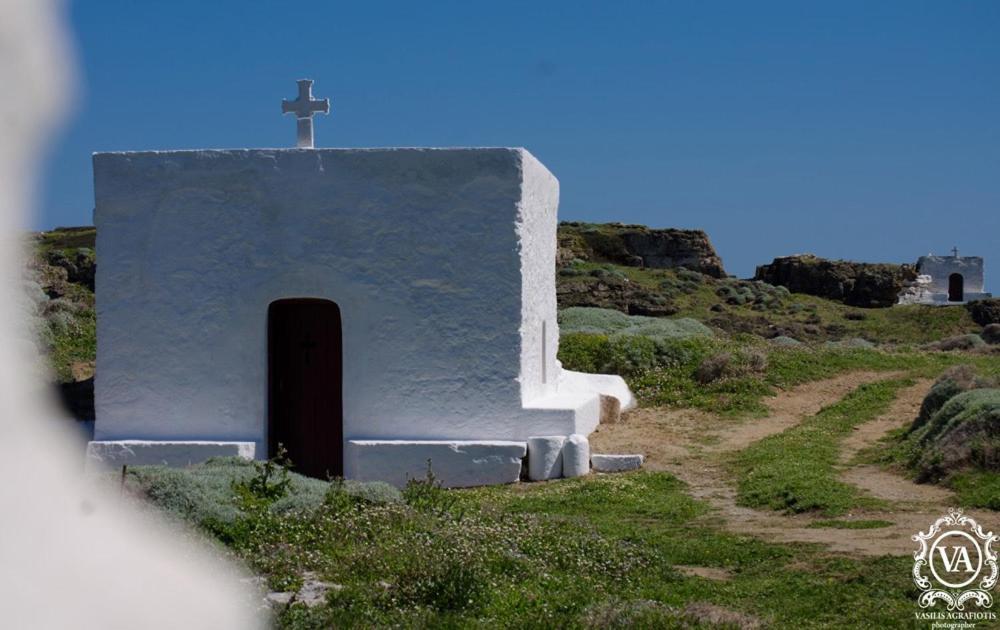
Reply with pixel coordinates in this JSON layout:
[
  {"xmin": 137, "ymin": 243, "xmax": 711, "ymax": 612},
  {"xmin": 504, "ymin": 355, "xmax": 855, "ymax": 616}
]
[
  {"xmin": 949, "ymin": 274, "xmax": 964, "ymax": 302},
  {"xmin": 268, "ymin": 299, "xmax": 343, "ymax": 479}
]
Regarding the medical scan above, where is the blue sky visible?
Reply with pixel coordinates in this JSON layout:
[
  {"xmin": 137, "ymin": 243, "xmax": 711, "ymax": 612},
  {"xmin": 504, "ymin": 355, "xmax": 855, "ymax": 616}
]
[{"xmin": 41, "ymin": 1, "xmax": 999, "ymax": 283}]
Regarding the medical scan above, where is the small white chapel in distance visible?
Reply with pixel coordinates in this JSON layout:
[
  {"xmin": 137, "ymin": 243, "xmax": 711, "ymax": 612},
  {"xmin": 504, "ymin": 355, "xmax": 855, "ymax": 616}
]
[{"xmin": 85, "ymin": 80, "xmax": 634, "ymax": 487}]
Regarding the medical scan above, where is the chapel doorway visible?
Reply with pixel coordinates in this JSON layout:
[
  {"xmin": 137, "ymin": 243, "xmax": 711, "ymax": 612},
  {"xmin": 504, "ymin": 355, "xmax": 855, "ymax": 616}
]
[
  {"xmin": 949, "ymin": 273, "xmax": 964, "ymax": 302},
  {"xmin": 268, "ymin": 298, "xmax": 343, "ymax": 479}
]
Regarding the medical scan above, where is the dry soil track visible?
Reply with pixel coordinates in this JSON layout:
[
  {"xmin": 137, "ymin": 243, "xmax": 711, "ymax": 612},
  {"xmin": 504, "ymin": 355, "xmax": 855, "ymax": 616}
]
[{"xmin": 590, "ymin": 371, "xmax": 958, "ymax": 556}]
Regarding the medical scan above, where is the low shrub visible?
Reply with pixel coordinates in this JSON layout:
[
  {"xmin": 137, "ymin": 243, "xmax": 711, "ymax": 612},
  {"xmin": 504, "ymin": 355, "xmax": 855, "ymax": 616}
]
[
  {"xmin": 909, "ymin": 389, "xmax": 1000, "ymax": 482},
  {"xmin": 695, "ymin": 352, "xmax": 731, "ymax": 384},
  {"xmin": 558, "ymin": 307, "xmax": 712, "ymax": 340},
  {"xmin": 559, "ymin": 332, "xmax": 717, "ymax": 378},
  {"xmin": 925, "ymin": 334, "xmax": 986, "ymax": 352},
  {"xmin": 910, "ymin": 366, "xmax": 992, "ymax": 432}
]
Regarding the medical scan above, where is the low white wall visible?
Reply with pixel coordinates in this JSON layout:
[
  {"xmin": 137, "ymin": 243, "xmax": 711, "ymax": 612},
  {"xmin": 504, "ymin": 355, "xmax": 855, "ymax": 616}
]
[{"xmin": 345, "ymin": 440, "xmax": 526, "ymax": 488}]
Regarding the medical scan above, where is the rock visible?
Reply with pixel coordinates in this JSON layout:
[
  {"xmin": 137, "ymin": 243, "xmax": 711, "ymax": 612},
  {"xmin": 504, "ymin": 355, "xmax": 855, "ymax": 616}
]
[
  {"xmin": 527, "ymin": 436, "xmax": 566, "ymax": 481},
  {"xmin": 627, "ymin": 302, "xmax": 679, "ymax": 317},
  {"xmin": 754, "ymin": 254, "xmax": 916, "ymax": 308},
  {"xmin": 562, "ymin": 434, "xmax": 590, "ymax": 478},
  {"xmin": 599, "ymin": 394, "xmax": 622, "ymax": 424},
  {"xmin": 297, "ymin": 574, "xmax": 343, "ymax": 608},
  {"xmin": 265, "ymin": 592, "xmax": 293, "ymax": 606},
  {"xmin": 591, "ymin": 453, "xmax": 644, "ymax": 473},
  {"xmin": 967, "ymin": 299, "xmax": 1000, "ymax": 326},
  {"xmin": 558, "ymin": 222, "xmax": 726, "ymax": 277},
  {"xmin": 557, "ymin": 274, "xmax": 678, "ymax": 317},
  {"xmin": 983, "ymin": 324, "xmax": 1000, "ymax": 345}
]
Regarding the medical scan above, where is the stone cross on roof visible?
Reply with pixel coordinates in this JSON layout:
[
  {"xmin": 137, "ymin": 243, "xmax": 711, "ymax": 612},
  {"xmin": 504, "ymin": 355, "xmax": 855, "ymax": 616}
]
[
  {"xmin": 952, "ymin": 246, "xmax": 960, "ymax": 258},
  {"xmin": 281, "ymin": 79, "xmax": 330, "ymax": 149}
]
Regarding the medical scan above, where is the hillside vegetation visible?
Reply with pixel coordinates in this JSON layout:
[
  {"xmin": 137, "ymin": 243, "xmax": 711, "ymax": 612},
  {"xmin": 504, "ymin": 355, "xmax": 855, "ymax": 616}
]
[{"xmin": 24, "ymin": 223, "xmax": 997, "ymax": 424}]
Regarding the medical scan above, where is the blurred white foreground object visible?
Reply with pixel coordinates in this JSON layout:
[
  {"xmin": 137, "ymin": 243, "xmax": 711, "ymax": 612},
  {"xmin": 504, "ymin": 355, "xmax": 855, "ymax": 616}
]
[{"xmin": 0, "ymin": 1, "xmax": 264, "ymax": 628}]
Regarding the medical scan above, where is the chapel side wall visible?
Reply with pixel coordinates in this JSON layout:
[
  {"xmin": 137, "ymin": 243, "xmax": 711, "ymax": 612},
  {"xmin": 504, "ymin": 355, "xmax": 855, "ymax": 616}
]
[
  {"xmin": 92, "ymin": 148, "xmax": 554, "ymax": 449},
  {"xmin": 516, "ymin": 150, "xmax": 560, "ymax": 404}
]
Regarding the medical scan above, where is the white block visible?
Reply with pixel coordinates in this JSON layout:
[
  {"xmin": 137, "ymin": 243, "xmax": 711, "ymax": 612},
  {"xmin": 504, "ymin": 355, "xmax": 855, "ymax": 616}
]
[
  {"xmin": 85, "ymin": 440, "xmax": 256, "ymax": 470},
  {"xmin": 591, "ymin": 453, "xmax": 644, "ymax": 473},
  {"xmin": 527, "ymin": 435, "xmax": 566, "ymax": 481},
  {"xmin": 345, "ymin": 440, "xmax": 526, "ymax": 488},
  {"xmin": 562, "ymin": 433, "xmax": 590, "ymax": 478}
]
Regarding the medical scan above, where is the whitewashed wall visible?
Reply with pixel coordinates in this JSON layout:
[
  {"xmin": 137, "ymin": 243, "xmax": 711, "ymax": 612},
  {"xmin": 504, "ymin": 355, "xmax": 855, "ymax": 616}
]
[
  {"xmin": 93, "ymin": 148, "xmax": 580, "ymax": 455},
  {"xmin": 917, "ymin": 255, "xmax": 986, "ymax": 295}
]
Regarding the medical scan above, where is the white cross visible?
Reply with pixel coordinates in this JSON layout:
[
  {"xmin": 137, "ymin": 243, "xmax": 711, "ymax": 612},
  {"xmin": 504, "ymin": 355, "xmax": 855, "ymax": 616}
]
[{"xmin": 281, "ymin": 79, "xmax": 330, "ymax": 149}]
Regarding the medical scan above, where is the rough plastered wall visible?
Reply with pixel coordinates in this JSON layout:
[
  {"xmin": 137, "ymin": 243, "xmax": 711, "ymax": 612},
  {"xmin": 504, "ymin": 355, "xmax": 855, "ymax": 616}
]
[
  {"xmin": 93, "ymin": 148, "xmax": 578, "ymax": 453},
  {"xmin": 517, "ymin": 151, "xmax": 560, "ymax": 404},
  {"xmin": 917, "ymin": 256, "xmax": 986, "ymax": 294}
]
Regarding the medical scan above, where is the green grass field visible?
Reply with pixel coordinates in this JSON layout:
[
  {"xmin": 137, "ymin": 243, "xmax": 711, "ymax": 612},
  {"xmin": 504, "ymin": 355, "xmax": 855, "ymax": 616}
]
[{"xmin": 126, "ymin": 461, "xmax": 926, "ymax": 629}]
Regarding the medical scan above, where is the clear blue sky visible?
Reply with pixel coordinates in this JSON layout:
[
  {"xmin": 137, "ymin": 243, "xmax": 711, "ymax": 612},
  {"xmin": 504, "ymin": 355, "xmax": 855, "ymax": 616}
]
[{"xmin": 41, "ymin": 1, "xmax": 999, "ymax": 284}]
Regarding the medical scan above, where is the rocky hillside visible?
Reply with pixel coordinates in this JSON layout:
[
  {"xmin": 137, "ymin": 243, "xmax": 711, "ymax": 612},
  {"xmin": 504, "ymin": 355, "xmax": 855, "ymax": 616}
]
[
  {"xmin": 754, "ymin": 254, "xmax": 917, "ymax": 308},
  {"xmin": 558, "ymin": 222, "xmax": 726, "ymax": 277}
]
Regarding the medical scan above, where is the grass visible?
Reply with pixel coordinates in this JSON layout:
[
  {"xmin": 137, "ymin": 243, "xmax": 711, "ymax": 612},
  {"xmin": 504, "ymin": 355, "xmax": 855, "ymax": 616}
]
[
  {"xmin": 126, "ymin": 461, "xmax": 927, "ymax": 629},
  {"xmin": 47, "ymin": 306, "xmax": 96, "ymax": 382},
  {"xmin": 806, "ymin": 519, "xmax": 893, "ymax": 530},
  {"xmin": 32, "ymin": 225, "xmax": 96, "ymax": 251},
  {"xmin": 731, "ymin": 378, "xmax": 912, "ymax": 516},
  {"xmin": 949, "ymin": 471, "xmax": 1000, "ymax": 511}
]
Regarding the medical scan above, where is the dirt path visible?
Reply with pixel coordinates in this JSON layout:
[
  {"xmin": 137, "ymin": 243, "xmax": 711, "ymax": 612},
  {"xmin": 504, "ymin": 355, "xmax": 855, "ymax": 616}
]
[
  {"xmin": 837, "ymin": 379, "xmax": 954, "ymax": 505},
  {"xmin": 589, "ymin": 371, "xmax": 955, "ymax": 556}
]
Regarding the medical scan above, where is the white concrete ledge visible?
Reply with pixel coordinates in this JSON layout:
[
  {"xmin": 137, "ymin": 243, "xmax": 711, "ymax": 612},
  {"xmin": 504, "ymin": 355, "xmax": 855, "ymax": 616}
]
[
  {"xmin": 345, "ymin": 440, "xmax": 526, "ymax": 488},
  {"xmin": 558, "ymin": 369, "xmax": 637, "ymax": 411},
  {"xmin": 591, "ymin": 453, "xmax": 644, "ymax": 473},
  {"xmin": 86, "ymin": 440, "xmax": 256, "ymax": 470}
]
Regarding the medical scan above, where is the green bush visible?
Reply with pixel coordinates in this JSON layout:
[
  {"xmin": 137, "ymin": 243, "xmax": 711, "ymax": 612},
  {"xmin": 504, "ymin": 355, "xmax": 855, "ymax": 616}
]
[{"xmin": 559, "ymin": 332, "xmax": 718, "ymax": 379}]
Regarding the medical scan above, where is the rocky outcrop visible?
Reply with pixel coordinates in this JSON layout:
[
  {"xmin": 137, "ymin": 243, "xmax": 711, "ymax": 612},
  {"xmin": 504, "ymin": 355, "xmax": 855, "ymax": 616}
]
[
  {"xmin": 558, "ymin": 222, "xmax": 726, "ymax": 277},
  {"xmin": 754, "ymin": 255, "xmax": 916, "ymax": 308},
  {"xmin": 46, "ymin": 248, "xmax": 96, "ymax": 291},
  {"xmin": 966, "ymin": 299, "xmax": 1000, "ymax": 326},
  {"xmin": 556, "ymin": 273, "xmax": 679, "ymax": 317}
]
